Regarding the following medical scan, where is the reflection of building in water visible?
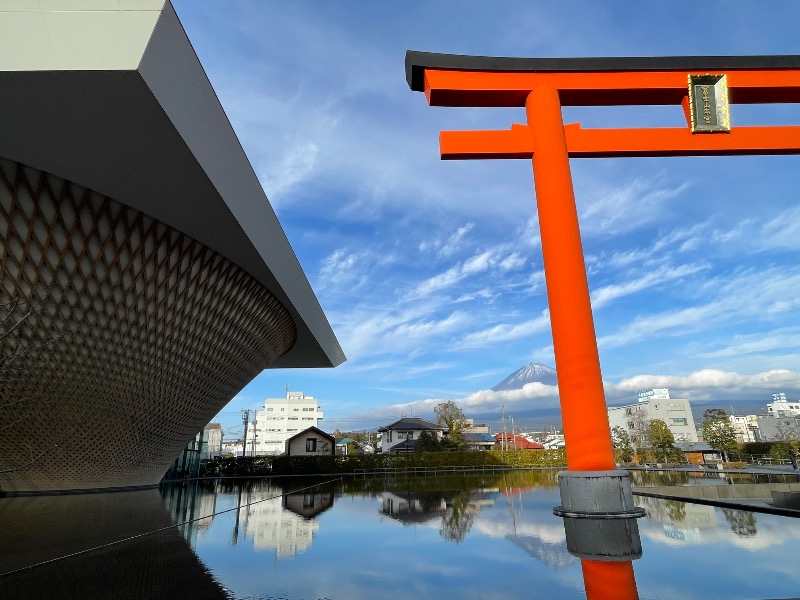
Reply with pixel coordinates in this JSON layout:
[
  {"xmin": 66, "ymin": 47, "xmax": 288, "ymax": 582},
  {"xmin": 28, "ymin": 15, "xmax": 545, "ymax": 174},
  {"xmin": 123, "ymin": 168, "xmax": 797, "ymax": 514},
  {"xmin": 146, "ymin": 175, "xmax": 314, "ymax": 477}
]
[
  {"xmin": 162, "ymin": 483, "xmax": 217, "ymax": 546},
  {"xmin": 663, "ymin": 525, "xmax": 701, "ymax": 542},
  {"xmin": 381, "ymin": 491, "xmax": 447, "ymax": 524},
  {"xmin": 239, "ymin": 486, "xmax": 333, "ymax": 557},
  {"xmin": 636, "ymin": 496, "xmax": 717, "ymax": 542},
  {"xmin": 2, "ymin": 489, "xmax": 229, "ymax": 599},
  {"xmin": 284, "ymin": 491, "xmax": 334, "ymax": 519}
]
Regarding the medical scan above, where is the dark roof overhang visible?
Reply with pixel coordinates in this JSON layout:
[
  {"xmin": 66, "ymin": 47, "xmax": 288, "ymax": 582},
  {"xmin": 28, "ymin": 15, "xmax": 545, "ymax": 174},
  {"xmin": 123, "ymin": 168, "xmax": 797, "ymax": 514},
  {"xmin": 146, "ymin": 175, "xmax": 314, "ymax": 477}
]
[{"xmin": 406, "ymin": 50, "xmax": 800, "ymax": 92}]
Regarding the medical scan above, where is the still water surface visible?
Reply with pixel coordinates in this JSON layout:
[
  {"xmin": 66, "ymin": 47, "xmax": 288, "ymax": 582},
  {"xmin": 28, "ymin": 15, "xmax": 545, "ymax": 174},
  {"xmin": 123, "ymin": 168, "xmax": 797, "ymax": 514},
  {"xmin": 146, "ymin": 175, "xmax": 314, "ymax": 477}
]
[{"xmin": 2, "ymin": 470, "xmax": 799, "ymax": 599}]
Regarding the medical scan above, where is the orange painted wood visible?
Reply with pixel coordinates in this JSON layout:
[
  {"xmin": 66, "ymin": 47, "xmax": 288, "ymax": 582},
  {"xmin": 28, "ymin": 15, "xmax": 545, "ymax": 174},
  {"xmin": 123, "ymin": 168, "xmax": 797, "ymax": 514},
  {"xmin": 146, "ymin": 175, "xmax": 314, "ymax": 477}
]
[
  {"xmin": 440, "ymin": 123, "xmax": 800, "ymax": 159},
  {"xmin": 582, "ymin": 560, "xmax": 640, "ymax": 600},
  {"xmin": 440, "ymin": 124, "xmax": 533, "ymax": 159},
  {"xmin": 424, "ymin": 68, "xmax": 800, "ymax": 107},
  {"xmin": 527, "ymin": 87, "xmax": 616, "ymax": 472}
]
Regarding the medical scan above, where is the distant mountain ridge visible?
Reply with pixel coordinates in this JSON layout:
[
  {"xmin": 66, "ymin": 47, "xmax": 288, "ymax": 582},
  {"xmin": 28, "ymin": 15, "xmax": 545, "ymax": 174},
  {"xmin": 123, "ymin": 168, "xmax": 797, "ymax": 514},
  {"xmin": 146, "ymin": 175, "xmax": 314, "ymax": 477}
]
[{"xmin": 492, "ymin": 363, "xmax": 558, "ymax": 391}]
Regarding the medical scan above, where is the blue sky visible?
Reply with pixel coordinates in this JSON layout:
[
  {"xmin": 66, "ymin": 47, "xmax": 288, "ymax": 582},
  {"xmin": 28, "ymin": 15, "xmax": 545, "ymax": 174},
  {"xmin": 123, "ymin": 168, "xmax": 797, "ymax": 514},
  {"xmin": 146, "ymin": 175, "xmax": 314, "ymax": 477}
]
[{"xmin": 171, "ymin": 1, "xmax": 800, "ymax": 437}]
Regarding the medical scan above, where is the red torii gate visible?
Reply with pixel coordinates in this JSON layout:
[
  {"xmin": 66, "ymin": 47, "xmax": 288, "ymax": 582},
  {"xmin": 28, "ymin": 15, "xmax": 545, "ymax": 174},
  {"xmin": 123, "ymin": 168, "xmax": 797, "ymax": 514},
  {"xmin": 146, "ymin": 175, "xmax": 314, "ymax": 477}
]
[{"xmin": 407, "ymin": 52, "xmax": 800, "ymax": 474}]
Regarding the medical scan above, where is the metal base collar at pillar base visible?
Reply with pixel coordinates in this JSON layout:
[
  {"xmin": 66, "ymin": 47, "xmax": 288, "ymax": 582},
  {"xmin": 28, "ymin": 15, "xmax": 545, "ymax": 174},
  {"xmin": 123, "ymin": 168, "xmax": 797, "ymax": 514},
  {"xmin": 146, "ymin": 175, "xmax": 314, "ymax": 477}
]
[
  {"xmin": 553, "ymin": 469, "xmax": 646, "ymax": 519},
  {"xmin": 561, "ymin": 515, "xmax": 644, "ymax": 561},
  {"xmin": 553, "ymin": 506, "xmax": 645, "ymax": 519}
]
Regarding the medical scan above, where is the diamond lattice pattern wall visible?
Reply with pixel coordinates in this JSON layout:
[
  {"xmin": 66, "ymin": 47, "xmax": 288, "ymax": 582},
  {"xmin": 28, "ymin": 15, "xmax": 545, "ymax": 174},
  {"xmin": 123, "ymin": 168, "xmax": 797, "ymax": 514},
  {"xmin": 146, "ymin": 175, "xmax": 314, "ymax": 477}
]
[{"xmin": 0, "ymin": 158, "xmax": 297, "ymax": 492}]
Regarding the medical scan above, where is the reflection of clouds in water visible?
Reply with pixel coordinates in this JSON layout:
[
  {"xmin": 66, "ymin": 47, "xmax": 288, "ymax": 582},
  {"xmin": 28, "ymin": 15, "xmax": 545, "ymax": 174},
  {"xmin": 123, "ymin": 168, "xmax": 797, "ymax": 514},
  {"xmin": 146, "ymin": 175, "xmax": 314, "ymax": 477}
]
[
  {"xmin": 505, "ymin": 535, "xmax": 576, "ymax": 569},
  {"xmin": 638, "ymin": 504, "xmax": 800, "ymax": 551},
  {"xmin": 472, "ymin": 512, "xmax": 574, "ymax": 568},
  {"xmin": 473, "ymin": 519, "xmax": 567, "ymax": 545}
]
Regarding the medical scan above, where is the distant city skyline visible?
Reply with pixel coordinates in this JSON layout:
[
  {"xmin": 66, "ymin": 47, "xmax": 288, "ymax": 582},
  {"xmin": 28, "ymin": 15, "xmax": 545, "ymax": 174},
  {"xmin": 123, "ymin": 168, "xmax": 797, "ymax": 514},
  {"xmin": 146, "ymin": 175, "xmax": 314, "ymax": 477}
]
[{"xmin": 172, "ymin": 1, "xmax": 800, "ymax": 437}]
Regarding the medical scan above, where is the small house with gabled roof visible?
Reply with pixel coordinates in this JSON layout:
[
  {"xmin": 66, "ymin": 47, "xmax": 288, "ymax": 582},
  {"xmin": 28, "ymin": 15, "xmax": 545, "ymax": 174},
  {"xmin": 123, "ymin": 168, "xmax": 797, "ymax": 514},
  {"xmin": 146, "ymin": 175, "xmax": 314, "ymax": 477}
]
[
  {"xmin": 378, "ymin": 417, "xmax": 444, "ymax": 453},
  {"xmin": 285, "ymin": 426, "xmax": 335, "ymax": 457}
]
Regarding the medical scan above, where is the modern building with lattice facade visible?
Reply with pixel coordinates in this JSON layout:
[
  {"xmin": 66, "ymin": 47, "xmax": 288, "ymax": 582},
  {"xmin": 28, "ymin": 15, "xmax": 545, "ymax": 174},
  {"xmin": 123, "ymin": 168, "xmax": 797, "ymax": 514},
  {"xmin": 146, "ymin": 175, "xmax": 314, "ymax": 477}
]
[{"xmin": 0, "ymin": 1, "xmax": 345, "ymax": 493}]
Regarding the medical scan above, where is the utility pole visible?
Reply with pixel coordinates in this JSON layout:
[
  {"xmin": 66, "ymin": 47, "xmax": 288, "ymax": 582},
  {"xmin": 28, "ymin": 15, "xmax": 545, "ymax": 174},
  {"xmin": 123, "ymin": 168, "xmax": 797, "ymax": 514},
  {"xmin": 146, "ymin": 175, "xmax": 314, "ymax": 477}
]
[
  {"xmin": 511, "ymin": 416, "xmax": 517, "ymax": 449},
  {"xmin": 251, "ymin": 414, "xmax": 257, "ymax": 457},
  {"xmin": 501, "ymin": 405, "xmax": 507, "ymax": 451},
  {"xmin": 241, "ymin": 409, "xmax": 250, "ymax": 460}
]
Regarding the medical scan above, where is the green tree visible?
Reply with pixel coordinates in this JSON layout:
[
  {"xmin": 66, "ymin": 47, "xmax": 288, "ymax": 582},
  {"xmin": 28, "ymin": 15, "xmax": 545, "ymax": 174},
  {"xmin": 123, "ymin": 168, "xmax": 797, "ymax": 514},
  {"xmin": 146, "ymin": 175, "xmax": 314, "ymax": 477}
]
[
  {"xmin": 648, "ymin": 419, "xmax": 675, "ymax": 463},
  {"xmin": 702, "ymin": 408, "xmax": 737, "ymax": 462},
  {"xmin": 611, "ymin": 426, "xmax": 634, "ymax": 463},
  {"xmin": 415, "ymin": 430, "xmax": 441, "ymax": 452},
  {"xmin": 434, "ymin": 400, "xmax": 467, "ymax": 448}
]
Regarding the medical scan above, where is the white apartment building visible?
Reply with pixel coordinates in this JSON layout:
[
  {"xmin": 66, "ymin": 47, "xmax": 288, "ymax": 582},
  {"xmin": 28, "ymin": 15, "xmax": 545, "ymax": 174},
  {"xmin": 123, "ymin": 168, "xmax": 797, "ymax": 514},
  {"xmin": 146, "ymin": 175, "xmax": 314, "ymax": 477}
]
[
  {"xmin": 607, "ymin": 388, "xmax": 698, "ymax": 445},
  {"xmin": 246, "ymin": 391, "xmax": 324, "ymax": 456},
  {"xmin": 766, "ymin": 393, "xmax": 800, "ymax": 417},
  {"xmin": 729, "ymin": 414, "xmax": 760, "ymax": 443}
]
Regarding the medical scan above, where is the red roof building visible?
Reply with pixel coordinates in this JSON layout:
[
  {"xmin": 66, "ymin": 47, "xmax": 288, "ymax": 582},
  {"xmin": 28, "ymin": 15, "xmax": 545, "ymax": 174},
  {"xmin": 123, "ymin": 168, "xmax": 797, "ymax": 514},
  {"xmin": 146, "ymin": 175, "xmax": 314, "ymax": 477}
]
[{"xmin": 494, "ymin": 433, "xmax": 544, "ymax": 450}]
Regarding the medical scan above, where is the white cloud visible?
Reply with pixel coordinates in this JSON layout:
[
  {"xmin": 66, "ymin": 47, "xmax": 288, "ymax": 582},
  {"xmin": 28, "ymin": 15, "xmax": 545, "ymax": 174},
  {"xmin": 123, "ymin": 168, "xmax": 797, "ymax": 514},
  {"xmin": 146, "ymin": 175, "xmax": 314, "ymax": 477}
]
[
  {"xmin": 439, "ymin": 222, "xmax": 475, "ymax": 257},
  {"xmin": 499, "ymin": 252, "xmax": 526, "ymax": 272},
  {"xmin": 591, "ymin": 262, "xmax": 709, "ymax": 309},
  {"xmin": 318, "ymin": 248, "xmax": 365, "ymax": 287},
  {"xmin": 597, "ymin": 267, "xmax": 800, "ymax": 349},
  {"xmin": 458, "ymin": 310, "xmax": 551, "ymax": 349},
  {"xmin": 260, "ymin": 141, "xmax": 319, "ymax": 206},
  {"xmin": 336, "ymin": 304, "xmax": 469, "ymax": 362},
  {"xmin": 409, "ymin": 250, "xmax": 495, "ymax": 299},
  {"xmin": 605, "ymin": 369, "xmax": 800, "ymax": 401},
  {"xmin": 700, "ymin": 327, "xmax": 800, "ymax": 359},
  {"xmin": 579, "ymin": 176, "xmax": 692, "ymax": 236},
  {"xmin": 757, "ymin": 205, "xmax": 800, "ymax": 251},
  {"xmin": 460, "ymin": 382, "xmax": 561, "ymax": 409}
]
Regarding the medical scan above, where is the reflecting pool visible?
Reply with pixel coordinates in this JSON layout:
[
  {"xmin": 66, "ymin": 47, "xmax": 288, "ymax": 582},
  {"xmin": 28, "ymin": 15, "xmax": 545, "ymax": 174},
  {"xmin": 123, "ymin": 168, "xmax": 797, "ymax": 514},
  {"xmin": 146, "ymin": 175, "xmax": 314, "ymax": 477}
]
[{"xmin": 2, "ymin": 470, "xmax": 800, "ymax": 599}]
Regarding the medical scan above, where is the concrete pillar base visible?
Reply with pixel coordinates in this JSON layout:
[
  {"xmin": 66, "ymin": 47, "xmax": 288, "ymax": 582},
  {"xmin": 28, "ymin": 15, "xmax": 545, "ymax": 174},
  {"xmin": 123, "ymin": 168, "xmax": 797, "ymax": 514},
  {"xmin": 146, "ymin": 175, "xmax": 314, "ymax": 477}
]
[{"xmin": 553, "ymin": 470, "xmax": 645, "ymax": 519}]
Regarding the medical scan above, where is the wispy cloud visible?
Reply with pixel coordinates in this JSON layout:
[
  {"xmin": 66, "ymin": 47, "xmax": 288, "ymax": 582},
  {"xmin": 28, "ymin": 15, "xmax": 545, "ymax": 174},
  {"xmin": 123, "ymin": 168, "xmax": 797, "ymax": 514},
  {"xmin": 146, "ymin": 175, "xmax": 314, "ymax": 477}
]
[
  {"xmin": 598, "ymin": 267, "xmax": 800, "ymax": 348},
  {"xmin": 260, "ymin": 141, "xmax": 320, "ymax": 203},
  {"xmin": 698, "ymin": 327, "xmax": 800, "ymax": 359},
  {"xmin": 591, "ymin": 262, "xmax": 710, "ymax": 309},
  {"xmin": 578, "ymin": 176, "xmax": 692, "ymax": 236},
  {"xmin": 458, "ymin": 310, "xmax": 551, "ymax": 349}
]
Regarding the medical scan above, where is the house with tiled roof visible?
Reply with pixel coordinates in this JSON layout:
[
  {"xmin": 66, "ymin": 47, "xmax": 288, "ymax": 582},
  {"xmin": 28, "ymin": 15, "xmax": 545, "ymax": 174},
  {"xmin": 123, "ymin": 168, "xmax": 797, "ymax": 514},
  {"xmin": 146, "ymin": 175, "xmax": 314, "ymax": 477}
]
[
  {"xmin": 494, "ymin": 433, "xmax": 544, "ymax": 450},
  {"xmin": 378, "ymin": 417, "xmax": 444, "ymax": 453},
  {"xmin": 463, "ymin": 432, "xmax": 497, "ymax": 451}
]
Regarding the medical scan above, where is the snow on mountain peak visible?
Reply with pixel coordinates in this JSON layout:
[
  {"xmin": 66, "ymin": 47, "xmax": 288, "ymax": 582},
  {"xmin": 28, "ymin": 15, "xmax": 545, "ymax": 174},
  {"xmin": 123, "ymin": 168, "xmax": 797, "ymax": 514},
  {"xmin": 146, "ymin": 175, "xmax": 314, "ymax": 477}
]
[{"xmin": 491, "ymin": 363, "xmax": 558, "ymax": 391}]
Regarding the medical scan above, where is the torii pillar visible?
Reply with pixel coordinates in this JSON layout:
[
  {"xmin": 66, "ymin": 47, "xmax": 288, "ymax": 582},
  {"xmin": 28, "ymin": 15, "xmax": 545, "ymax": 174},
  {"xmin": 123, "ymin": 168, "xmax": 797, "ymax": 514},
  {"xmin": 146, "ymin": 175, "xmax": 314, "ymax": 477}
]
[{"xmin": 406, "ymin": 51, "xmax": 800, "ymax": 520}]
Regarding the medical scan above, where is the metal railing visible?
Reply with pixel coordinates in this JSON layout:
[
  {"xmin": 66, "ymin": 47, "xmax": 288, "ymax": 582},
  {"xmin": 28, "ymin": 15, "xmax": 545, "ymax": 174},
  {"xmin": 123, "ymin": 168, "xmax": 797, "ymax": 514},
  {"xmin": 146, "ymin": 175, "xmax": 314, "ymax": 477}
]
[{"xmin": 353, "ymin": 464, "xmax": 528, "ymax": 477}]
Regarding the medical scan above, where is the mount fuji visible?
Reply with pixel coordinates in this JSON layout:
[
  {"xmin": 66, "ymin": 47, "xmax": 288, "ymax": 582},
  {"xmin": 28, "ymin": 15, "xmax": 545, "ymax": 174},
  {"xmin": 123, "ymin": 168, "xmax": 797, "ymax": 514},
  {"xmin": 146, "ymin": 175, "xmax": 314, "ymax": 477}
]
[{"xmin": 491, "ymin": 363, "xmax": 558, "ymax": 391}]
